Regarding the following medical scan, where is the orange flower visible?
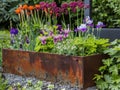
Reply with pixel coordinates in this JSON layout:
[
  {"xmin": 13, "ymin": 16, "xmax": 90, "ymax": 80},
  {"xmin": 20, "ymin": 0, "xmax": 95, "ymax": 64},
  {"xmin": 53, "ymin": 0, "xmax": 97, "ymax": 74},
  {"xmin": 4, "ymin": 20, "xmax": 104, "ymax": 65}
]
[
  {"xmin": 22, "ymin": 4, "xmax": 28, "ymax": 10},
  {"xmin": 15, "ymin": 9, "xmax": 21, "ymax": 14},
  {"xmin": 35, "ymin": 4, "xmax": 40, "ymax": 9},
  {"xmin": 28, "ymin": 6, "xmax": 34, "ymax": 11}
]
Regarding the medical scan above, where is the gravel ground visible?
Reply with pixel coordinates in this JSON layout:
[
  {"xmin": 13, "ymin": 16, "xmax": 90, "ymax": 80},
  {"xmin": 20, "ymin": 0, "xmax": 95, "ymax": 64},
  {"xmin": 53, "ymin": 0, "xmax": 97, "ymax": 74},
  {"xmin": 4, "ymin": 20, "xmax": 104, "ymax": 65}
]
[{"xmin": 0, "ymin": 67, "xmax": 97, "ymax": 90}]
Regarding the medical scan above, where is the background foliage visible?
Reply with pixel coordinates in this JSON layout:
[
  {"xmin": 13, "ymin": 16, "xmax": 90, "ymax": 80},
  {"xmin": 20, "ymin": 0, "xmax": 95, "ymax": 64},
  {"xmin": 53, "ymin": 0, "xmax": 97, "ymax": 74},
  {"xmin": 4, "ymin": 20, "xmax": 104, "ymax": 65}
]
[
  {"xmin": 92, "ymin": 0, "xmax": 120, "ymax": 28},
  {"xmin": 0, "ymin": 0, "xmax": 120, "ymax": 29}
]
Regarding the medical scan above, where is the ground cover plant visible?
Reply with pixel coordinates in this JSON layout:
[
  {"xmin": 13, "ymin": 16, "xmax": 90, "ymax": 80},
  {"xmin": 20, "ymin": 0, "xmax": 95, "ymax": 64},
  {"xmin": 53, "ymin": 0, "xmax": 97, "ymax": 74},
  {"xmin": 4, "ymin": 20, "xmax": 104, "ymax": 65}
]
[{"xmin": 9, "ymin": 1, "xmax": 110, "ymax": 56}]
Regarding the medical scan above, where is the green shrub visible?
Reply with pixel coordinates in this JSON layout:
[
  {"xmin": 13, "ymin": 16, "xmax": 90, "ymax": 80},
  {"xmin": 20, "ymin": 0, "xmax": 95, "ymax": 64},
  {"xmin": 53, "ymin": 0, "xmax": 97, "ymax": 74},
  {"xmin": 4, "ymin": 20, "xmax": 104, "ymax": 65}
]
[
  {"xmin": 92, "ymin": 0, "xmax": 120, "ymax": 28},
  {"xmin": 0, "ymin": 30, "xmax": 10, "ymax": 66},
  {"xmin": 94, "ymin": 39, "xmax": 120, "ymax": 90}
]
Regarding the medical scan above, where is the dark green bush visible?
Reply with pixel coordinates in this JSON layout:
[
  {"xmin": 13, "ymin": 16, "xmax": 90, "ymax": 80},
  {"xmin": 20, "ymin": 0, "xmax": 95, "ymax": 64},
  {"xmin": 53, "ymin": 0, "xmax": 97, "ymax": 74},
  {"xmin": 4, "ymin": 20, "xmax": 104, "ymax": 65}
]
[
  {"xmin": 92, "ymin": 0, "xmax": 120, "ymax": 28},
  {"xmin": 0, "ymin": 0, "xmax": 21, "ymax": 29}
]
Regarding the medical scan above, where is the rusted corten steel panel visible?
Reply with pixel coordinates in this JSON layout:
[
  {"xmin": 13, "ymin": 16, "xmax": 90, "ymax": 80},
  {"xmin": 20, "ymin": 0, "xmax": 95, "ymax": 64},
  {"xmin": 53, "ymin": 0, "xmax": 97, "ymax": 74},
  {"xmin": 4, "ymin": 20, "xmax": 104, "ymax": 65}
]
[{"xmin": 2, "ymin": 49, "xmax": 108, "ymax": 89}]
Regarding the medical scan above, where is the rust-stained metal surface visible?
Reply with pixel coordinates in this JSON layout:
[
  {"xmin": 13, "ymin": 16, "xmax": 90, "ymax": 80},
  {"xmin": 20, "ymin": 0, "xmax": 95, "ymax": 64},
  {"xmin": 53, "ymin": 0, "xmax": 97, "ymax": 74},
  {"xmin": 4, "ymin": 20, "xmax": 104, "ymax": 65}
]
[{"xmin": 2, "ymin": 49, "xmax": 108, "ymax": 89}]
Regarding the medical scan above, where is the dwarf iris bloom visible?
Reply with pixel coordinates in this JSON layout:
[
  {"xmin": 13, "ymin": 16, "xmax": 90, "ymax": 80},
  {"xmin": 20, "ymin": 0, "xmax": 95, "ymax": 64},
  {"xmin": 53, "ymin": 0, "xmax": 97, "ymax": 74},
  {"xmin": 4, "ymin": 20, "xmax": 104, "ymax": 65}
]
[
  {"xmin": 96, "ymin": 22, "xmax": 105, "ymax": 28},
  {"xmin": 10, "ymin": 28, "xmax": 18, "ymax": 35},
  {"xmin": 77, "ymin": 24, "xmax": 87, "ymax": 32}
]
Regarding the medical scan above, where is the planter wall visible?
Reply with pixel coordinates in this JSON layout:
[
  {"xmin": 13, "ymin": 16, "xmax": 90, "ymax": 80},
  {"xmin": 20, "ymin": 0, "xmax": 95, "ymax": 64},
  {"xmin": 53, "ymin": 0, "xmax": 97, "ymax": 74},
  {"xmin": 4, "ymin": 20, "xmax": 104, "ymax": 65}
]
[{"xmin": 2, "ymin": 49, "xmax": 108, "ymax": 89}]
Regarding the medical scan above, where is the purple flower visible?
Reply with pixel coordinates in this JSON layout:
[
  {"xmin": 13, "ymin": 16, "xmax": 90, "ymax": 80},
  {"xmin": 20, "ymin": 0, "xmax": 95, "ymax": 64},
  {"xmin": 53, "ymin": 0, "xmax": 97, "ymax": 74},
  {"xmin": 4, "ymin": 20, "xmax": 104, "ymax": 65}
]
[
  {"xmin": 84, "ymin": 16, "xmax": 94, "ymax": 27},
  {"xmin": 77, "ymin": 24, "xmax": 87, "ymax": 32},
  {"xmin": 10, "ymin": 28, "xmax": 18, "ymax": 35},
  {"xmin": 61, "ymin": 3, "xmax": 69, "ymax": 14},
  {"xmin": 58, "ymin": 34, "xmax": 63, "ymax": 41},
  {"xmin": 61, "ymin": 3, "xmax": 69, "ymax": 10},
  {"xmin": 47, "ymin": 2, "xmax": 57, "ymax": 9},
  {"xmin": 77, "ymin": 1, "xmax": 84, "ymax": 8},
  {"xmin": 85, "ymin": 16, "xmax": 90, "ymax": 22},
  {"xmin": 39, "ymin": 1, "xmax": 48, "ymax": 10},
  {"xmin": 53, "ymin": 35, "xmax": 59, "ymax": 44},
  {"xmin": 69, "ymin": 1, "xmax": 78, "ymax": 12},
  {"xmin": 40, "ymin": 30, "xmax": 44, "ymax": 35},
  {"xmin": 25, "ymin": 36, "xmax": 30, "ymax": 44},
  {"xmin": 86, "ymin": 20, "xmax": 94, "ymax": 27},
  {"xmin": 49, "ymin": 31, "xmax": 53, "ymax": 36},
  {"xmin": 69, "ymin": 1, "xmax": 78, "ymax": 8},
  {"xmin": 39, "ymin": 36, "xmax": 47, "ymax": 45},
  {"xmin": 53, "ymin": 7, "xmax": 61, "ymax": 17},
  {"xmin": 57, "ymin": 24, "xmax": 62, "ymax": 32},
  {"xmin": 74, "ymin": 28, "xmax": 78, "ymax": 32},
  {"xmin": 63, "ymin": 29, "xmax": 70, "ymax": 38},
  {"xmin": 96, "ymin": 21, "xmax": 105, "ymax": 28}
]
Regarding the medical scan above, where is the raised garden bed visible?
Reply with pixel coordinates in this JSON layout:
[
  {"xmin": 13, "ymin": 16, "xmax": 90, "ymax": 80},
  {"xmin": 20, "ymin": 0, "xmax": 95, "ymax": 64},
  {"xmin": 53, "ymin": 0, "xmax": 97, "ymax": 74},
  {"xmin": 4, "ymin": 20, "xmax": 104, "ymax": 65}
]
[{"xmin": 2, "ymin": 48, "xmax": 108, "ymax": 89}]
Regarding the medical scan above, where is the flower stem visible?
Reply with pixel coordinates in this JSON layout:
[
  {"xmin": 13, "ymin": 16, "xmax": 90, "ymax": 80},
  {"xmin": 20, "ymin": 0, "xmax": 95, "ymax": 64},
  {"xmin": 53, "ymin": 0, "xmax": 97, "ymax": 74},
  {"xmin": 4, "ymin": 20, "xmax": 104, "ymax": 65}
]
[{"xmin": 68, "ymin": 9, "xmax": 71, "ymax": 30}]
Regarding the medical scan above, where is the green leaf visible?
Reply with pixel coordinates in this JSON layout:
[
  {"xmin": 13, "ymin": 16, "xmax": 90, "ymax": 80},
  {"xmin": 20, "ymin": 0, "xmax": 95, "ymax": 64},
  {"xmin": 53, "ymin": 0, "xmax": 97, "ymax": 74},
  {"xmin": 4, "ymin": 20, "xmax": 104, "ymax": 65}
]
[
  {"xmin": 96, "ymin": 79, "xmax": 108, "ymax": 90},
  {"xmin": 112, "ymin": 75, "xmax": 120, "ymax": 84},
  {"xmin": 94, "ymin": 74, "xmax": 103, "ymax": 81},
  {"xmin": 102, "ymin": 58, "xmax": 113, "ymax": 66},
  {"xmin": 99, "ymin": 65, "xmax": 107, "ymax": 73},
  {"xmin": 104, "ymin": 74, "xmax": 112, "ymax": 83},
  {"xmin": 109, "ymin": 65, "xmax": 118, "ymax": 75}
]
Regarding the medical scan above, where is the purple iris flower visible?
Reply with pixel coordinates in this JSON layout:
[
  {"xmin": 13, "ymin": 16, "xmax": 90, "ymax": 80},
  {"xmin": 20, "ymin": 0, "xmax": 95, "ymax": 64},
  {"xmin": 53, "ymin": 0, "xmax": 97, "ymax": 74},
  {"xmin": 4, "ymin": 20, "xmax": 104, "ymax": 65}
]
[
  {"xmin": 40, "ymin": 30, "xmax": 44, "ymax": 35},
  {"xmin": 86, "ymin": 20, "xmax": 94, "ymax": 27},
  {"xmin": 39, "ymin": 36, "xmax": 47, "ymax": 45},
  {"xmin": 57, "ymin": 24, "xmax": 62, "ymax": 32},
  {"xmin": 10, "ymin": 28, "xmax": 18, "ymax": 35},
  {"xmin": 63, "ymin": 29, "xmax": 70, "ymax": 38},
  {"xmin": 58, "ymin": 34, "xmax": 63, "ymax": 41},
  {"xmin": 25, "ymin": 36, "xmax": 30, "ymax": 44},
  {"xmin": 85, "ymin": 16, "xmax": 90, "ymax": 22},
  {"xmin": 96, "ymin": 21, "xmax": 105, "ymax": 28},
  {"xmin": 53, "ymin": 35, "xmax": 59, "ymax": 44},
  {"xmin": 49, "ymin": 31, "xmax": 53, "ymax": 36},
  {"xmin": 84, "ymin": 16, "xmax": 94, "ymax": 27},
  {"xmin": 74, "ymin": 28, "xmax": 78, "ymax": 32},
  {"xmin": 77, "ymin": 24, "xmax": 87, "ymax": 32}
]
